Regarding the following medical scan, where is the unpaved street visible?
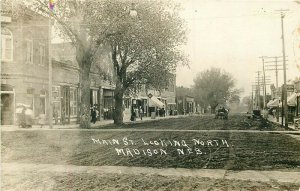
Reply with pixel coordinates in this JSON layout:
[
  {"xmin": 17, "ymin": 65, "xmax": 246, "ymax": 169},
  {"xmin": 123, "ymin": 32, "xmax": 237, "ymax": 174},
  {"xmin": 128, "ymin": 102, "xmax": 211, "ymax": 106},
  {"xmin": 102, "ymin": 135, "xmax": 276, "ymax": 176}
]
[{"xmin": 2, "ymin": 115, "xmax": 300, "ymax": 190}]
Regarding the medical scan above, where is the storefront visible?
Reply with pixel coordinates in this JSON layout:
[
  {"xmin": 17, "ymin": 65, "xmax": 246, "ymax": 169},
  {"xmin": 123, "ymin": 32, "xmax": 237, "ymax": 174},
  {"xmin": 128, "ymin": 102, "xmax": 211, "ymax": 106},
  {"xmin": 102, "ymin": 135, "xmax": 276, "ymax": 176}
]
[
  {"xmin": 102, "ymin": 88, "xmax": 114, "ymax": 119},
  {"xmin": 0, "ymin": 84, "xmax": 15, "ymax": 125},
  {"xmin": 52, "ymin": 85, "xmax": 78, "ymax": 124},
  {"xmin": 148, "ymin": 96, "xmax": 165, "ymax": 117}
]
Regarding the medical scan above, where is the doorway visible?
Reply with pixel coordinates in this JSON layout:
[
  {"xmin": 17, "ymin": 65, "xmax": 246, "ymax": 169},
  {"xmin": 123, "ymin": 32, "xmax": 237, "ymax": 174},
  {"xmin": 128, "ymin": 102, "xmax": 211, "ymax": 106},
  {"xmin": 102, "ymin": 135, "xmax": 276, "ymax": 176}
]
[{"xmin": 1, "ymin": 85, "xmax": 15, "ymax": 125}]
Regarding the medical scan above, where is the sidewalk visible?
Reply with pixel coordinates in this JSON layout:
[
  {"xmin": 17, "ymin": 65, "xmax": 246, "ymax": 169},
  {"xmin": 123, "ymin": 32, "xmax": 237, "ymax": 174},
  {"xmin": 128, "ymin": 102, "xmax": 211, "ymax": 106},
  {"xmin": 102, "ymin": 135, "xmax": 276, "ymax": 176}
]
[
  {"xmin": 2, "ymin": 162, "xmax": 300, "ymax": 184},
  {"xmin": 267, "ymin": 115, "xmax": 299, "ymax": 131},
  {"xmin": 1, "ymin": 115, "xmax": 186, "ymax": 131}
]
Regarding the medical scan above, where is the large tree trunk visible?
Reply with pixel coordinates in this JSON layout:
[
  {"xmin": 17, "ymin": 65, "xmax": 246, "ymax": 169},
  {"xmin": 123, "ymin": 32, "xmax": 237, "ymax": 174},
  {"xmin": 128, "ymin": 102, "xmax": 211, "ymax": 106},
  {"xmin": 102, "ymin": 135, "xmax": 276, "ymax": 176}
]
[
  {"xmin": 113, "ymin": 80, "xmax": 124, "ymax": 125},
  {"xmin": 78, "ymin": 49, "xmax": 92, "ymax": 128}
]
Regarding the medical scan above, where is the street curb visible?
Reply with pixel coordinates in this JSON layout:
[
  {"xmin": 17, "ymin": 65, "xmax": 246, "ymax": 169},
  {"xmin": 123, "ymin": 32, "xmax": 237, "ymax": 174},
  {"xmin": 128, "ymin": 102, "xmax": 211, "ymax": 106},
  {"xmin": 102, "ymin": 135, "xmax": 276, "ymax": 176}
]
[{"xmin": 267, "ymin": 119, "xmax": 298, "ymax": 131}]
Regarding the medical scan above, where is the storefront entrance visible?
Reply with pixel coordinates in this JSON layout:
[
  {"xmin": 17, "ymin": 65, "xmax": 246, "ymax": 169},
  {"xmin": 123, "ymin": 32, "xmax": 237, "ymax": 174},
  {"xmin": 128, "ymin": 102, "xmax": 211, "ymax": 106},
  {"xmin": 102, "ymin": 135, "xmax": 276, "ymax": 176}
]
[{"xmin": 1, "ymin": 85, "xmax": 15, "ymax": 125}]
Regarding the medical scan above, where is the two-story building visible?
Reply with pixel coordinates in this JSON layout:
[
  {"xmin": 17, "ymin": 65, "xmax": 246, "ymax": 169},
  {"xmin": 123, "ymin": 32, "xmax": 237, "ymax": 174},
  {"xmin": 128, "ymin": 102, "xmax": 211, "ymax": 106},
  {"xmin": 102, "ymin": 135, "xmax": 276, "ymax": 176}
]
[
  {"xmin": 1, "ymin": 7, "xmax": 50, "ymax": 125},
  {"xmin": 51, "ymin": 42, "xmax": 115, "ymax": 123},
  {"xmin": 127, "ymin": 75, "xmax": 176, "ymax": 119}
]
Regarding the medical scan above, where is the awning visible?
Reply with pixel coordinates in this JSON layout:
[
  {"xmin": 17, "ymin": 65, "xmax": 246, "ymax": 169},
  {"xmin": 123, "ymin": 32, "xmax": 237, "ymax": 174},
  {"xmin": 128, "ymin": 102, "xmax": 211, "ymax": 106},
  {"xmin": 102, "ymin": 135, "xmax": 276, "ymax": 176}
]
[
  {"xmin": 287, "ymin": 93, "xmax": 297, "ymax": 106},
  {"xmin": 16, "ymin": 103, "xmax": 31, "ymax": 108},
  {"xmin": 167, "ymin": 103, "xmax": 176, "ymax": 105},
  {"xmin": 149, "ymin": 96, "xmax": 165, "ymax": 108},
  {"xmin": 267, "ymin": 99, "xmax": 280, "ymax": 108}
]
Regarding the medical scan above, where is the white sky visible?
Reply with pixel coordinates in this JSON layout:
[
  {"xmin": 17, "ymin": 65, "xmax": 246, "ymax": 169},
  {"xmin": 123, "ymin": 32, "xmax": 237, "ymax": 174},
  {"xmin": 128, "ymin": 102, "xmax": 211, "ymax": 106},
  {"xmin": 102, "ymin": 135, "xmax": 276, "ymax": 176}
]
[{"xmin": 176, "ymin": 0, "xmax": 300, "ymax": 97}]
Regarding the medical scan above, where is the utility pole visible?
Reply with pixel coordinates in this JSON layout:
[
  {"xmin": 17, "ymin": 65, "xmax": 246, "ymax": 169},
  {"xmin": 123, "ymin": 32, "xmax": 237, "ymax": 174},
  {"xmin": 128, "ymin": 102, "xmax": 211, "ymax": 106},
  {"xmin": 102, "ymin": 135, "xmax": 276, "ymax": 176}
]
[
  {"xmin": 275, "ymin": 57, "xmax": 278, "ymax": 89},
  {"xmin": 256, "ymin": 71, "xmax": 261, "ymax": 110},
  {"xmin": 251, "ymin": 89, "xmax": 254, "ymax": 112},
  {"xmin": 279, "ymin": 10, "xmax": 288, "ymax": 128},
  {"xmin": 48, "ymin": 17, "xmax": 53, "ymax": 128},
  {"xmin": 259, "ymin": 57, "xmax": 267, "ymax": 108},
  {"xmin": 255, "ymin": 74, "xmax": 271, "ymax": 109},
  {"xmin": 263, "ymin": 56, "xmax": 287, "ymax": 98}
]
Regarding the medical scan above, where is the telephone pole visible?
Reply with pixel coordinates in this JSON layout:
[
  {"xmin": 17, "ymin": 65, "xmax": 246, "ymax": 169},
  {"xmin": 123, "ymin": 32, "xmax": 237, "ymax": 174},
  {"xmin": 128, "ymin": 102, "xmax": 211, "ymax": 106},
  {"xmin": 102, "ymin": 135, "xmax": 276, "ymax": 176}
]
[
  {"xmin": 256, "ymin": 71, "xmax": 261, "ymax": 110},
  {"xmin": 279, "ymin": 10, "xmax": 288, "ymax": 128},
  {"xmin": 48, "ymin": 17, "xmax": 53, "ymax": 128},
  {"xmin": 263, "ymin": 56, "xmax": 287, "ymax": 98},
  {"xmin": 259, "ymin": 57, "xmax": 267, "ymax": 108}
]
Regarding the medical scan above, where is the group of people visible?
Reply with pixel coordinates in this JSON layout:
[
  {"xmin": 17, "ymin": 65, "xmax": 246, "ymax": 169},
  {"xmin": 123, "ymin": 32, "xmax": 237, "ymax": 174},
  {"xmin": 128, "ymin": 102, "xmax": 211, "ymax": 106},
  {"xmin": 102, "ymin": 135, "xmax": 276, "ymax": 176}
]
[
  {"xmin": 131, "ymin": 106, "xmax": 144, "ymax": 121},
  {"xmin": 156, "ymin": 107, "xmax": 166, "ymax": 117},
  {"xmin": 130, "ymin": 106, "xmax": 167, "ymax": 121}
]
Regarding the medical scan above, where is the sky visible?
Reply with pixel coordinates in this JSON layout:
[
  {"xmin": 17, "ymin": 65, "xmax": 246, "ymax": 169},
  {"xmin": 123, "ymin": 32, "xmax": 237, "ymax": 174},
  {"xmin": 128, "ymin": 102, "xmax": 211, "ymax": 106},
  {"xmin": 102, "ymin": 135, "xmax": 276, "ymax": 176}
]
[{"xmin": 176, "ymin": 0, "xmax": 300, "ymax": 97}]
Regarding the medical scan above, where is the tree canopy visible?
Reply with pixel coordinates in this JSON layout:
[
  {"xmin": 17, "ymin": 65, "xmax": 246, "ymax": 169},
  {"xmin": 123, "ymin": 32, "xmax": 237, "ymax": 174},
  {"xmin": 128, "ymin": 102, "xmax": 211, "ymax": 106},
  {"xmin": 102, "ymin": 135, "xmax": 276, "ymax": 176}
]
[
  {"xmin": 86, "ymin": 0, "xmax": 187, "ymax": 124},
  {"xmin": 87, "ymin": 0, "xmax": 187, "ymax": 91},
  {"xmin": 192, "ymin": 67, "xmax": 241, "ymax": 109},
  {"xmin": 8, "ymin": 0, "xmax": 187, "ymax": 125}
]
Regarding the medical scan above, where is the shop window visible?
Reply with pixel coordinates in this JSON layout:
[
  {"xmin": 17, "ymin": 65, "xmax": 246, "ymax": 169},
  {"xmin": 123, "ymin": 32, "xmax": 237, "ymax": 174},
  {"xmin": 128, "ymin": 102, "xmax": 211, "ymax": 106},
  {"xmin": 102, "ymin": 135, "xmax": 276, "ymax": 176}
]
[
  {"xmin": 52, "ymin": 86, "xmax": 61, "ymax": 121},
  {"xmin": 92, "ymin": 90, "xmax": 98, "ymax": 105},
  {"xmin": 1, "ymin": 28, "xmax": 13, "ymax": 62},
  {"xmin": 70, "ymin": 87, "xmax": 77, "ymax": 116},
  {"xmin": 124, "ymin": 98, "xmax": 131, "ymax": 109}
]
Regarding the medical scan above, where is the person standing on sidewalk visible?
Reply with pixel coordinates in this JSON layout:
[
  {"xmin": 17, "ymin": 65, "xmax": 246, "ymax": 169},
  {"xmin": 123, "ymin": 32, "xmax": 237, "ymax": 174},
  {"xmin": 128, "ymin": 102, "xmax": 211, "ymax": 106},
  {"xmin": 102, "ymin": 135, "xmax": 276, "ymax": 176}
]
[
  {"xmin": 262, "ymin": 107, "xmax": 268, "ymax": 119},
  {"xmin": 139, "ymin": 106, "xmax": 143, "ymax": 120},
  {"xmin": 91, "ymin": 107, "xmax": 97, "ymax": 124}
]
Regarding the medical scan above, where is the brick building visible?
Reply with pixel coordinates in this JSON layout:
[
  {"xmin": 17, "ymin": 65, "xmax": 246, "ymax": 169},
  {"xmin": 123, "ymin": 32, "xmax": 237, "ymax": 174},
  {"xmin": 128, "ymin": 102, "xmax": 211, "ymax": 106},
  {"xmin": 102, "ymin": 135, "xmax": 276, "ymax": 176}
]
[{"xmin": 1, "ymin": 8, "xmax": 50, "ymax": 125}]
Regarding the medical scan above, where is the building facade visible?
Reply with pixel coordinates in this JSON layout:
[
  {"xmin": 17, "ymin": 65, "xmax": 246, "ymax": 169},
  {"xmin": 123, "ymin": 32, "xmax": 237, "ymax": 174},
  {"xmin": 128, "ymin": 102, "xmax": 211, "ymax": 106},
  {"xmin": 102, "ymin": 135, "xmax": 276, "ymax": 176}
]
[
  {"xmin": 51, "ymin": 42, "xmax": 115, "ymax": 124},
  {"xmin": 1, "ymin": 8, "xmax": 50, "ymax": 125},
  {"xmin": 127, "ymin": 75, "xmax": 176, "ymax": 119}
]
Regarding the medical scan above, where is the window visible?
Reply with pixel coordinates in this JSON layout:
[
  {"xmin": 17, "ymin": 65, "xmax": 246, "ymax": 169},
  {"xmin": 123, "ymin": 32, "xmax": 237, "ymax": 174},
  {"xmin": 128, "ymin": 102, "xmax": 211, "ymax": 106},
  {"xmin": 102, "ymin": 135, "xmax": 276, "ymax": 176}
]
[
  {"xmin": 26, "ymin": 39, "xmax": 33, "ymax": 64},
  {"xmin": 1, "ymin": 28, "xmax": 13, "ymax": 62},
  {"xmin": 39, "ymin": 43, "xmax": 45, "ymax": 66},
  {"xmin": 52, "ymin": 86, "xmax": 61, "ymax": 101},
  {"xmin": 92, "ymin": 90, "xmax": 98, "ymax": 105},
  {"xmin": 70, "ymin": 87, "xmax": 77, "ymax": 116},
  {"xmin": 52, "ymin": 86, "xmax": 61, "ymax": 120},
  {"xmin": 124, "ymin": 98, "xmax": 131, "ymax": 109}
]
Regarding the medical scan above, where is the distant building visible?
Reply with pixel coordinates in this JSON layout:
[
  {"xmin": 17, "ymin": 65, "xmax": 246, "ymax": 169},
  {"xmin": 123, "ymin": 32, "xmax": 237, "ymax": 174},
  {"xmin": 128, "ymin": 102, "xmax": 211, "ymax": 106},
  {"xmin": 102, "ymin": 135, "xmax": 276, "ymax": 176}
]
[
  {"xmin": 175, "ymin": 86, "xmax": 196, "ymax": 115},
  {"xmin": 127, "ymin": 75, "xmax": 176, "ymax": 119}
]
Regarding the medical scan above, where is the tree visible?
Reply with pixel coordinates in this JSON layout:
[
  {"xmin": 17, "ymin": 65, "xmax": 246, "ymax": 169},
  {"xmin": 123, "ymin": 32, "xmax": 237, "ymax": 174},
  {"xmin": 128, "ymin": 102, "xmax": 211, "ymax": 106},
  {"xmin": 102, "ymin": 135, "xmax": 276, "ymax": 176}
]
[
  {"xmin": 20, "ymin": 0, "xmax": 186, "ymax": 126},
  {"xmin": 87, "ymin": 0, "xmax": 187, "ymax": 124},
  {"xmin": 192, "ymin": 67, "xmax": 241, "ymax": 110}
]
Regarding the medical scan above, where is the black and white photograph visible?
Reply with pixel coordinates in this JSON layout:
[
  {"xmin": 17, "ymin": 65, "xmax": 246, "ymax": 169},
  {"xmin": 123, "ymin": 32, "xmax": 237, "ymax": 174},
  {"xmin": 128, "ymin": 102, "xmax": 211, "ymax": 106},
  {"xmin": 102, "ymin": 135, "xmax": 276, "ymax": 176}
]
[{"xmin": 1, "ymin": 0, "xmax": 300, "ymax": 190}]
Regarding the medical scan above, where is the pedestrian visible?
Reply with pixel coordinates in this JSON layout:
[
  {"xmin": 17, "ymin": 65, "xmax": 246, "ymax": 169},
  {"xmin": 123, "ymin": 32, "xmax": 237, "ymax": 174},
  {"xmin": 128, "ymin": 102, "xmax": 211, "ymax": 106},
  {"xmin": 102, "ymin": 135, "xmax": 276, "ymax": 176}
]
[
  {"xmin": 131, "ymin": 110, "xmax": 136, "ymax": 121},
  {"xmin": 91, "ymin": 107, "xmax": 97, "ymax": 124},
  {"xmin": 161, "ymin": 107, "xmax": 165, "ymax": 117},
  {"xmin": 38, "ymin": 114, "xmax": 46, "ymax": 128},
  {"xmin": 272, "ymin": 109, "xmax": 276, "ymax": 118},
  {"xmin": 53, "ymin": 108, "xmax": 58, "ymax": 125},
  {"xmin": 139, "ymin": 107, "xmax": 143, "ymax": 120},
  {"xmin": 263, "ymin": 107, "xmax": 268, "ymax": 119}
]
